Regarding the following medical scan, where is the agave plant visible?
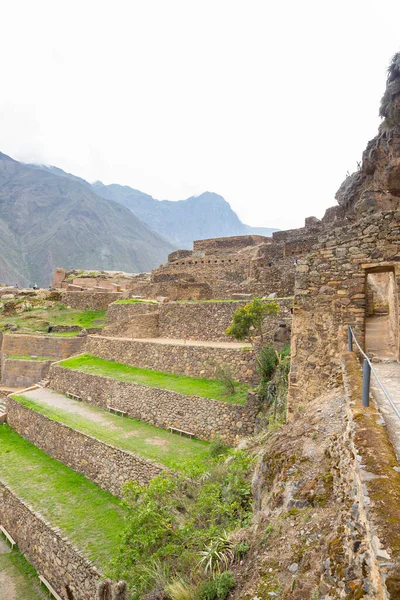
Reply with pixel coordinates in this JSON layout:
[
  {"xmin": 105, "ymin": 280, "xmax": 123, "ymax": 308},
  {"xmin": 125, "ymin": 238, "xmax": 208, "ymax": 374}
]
[{"xmin": 198, "ymin": 531, "xmax": 235, "ymax": 575}]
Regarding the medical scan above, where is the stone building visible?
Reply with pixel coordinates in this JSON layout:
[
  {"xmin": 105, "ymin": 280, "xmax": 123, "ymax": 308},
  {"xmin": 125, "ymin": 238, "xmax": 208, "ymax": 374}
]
[{"xmin": 289, "ymin": 52, "xmax": 400, "ymax": 406}]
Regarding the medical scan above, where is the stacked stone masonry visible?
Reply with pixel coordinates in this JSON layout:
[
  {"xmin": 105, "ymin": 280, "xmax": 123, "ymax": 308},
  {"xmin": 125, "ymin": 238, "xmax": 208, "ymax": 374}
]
[
  {"xmin": 85, "ymin": 335, "xmax": 257, "ymax": 384},
  {"xmin": 105, "ymin": 299, "xmax": 292, "ymax": 343},
  {"xmin": 2, "ymin": 333, "xmax": 85, "ymax": 359},
  {"xmin": 0, "ymin": 482, "xmax": 101, "ymax": 600},
  {"xmin": 48, "ymin": 365, "xmax": 260, "ymax": 444},
  {"xmin": 1, "ymin": 358, "xmax": 51, "ymax": 388},
  {"xmin": 7, "ymin": 397, "xmax": 164, "ymax": 497},
  {"xmin": 289, "ymin": 210, "xmax": 400, "ymax": 405},
  {"xmin": 61, "ymin": 291, "xmax": 124, "ymax": 310}
]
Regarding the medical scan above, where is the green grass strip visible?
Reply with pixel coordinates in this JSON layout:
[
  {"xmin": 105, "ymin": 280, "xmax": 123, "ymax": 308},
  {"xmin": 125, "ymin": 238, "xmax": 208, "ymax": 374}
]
[
  {"xmin": 13, "ymin": 395, "xmax": 212, "ymax": 472},
  {"xmin": 0, "ymin": 538, "xmax": 50, "ymax": 599},
  {"xmin": 58, "ymin": 354, "xmax": 249, "ymax": 405},
  {"xmin": 0, "ymin": 425, "xmax": 126, "ymax": 571}
]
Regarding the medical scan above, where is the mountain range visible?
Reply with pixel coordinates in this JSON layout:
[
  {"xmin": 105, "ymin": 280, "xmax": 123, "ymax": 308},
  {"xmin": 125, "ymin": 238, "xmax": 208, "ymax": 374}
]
[{"xmin": 0, "ymin": 152, "xmax": 277, "ymax": 286}]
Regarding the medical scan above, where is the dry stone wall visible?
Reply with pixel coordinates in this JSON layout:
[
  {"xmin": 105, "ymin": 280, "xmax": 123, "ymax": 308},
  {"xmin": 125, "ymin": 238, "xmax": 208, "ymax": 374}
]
[
  {"xmin": 103, "ymin": 312, "xmax": 160, "ymax": 339},
  {"xmin": 7, "ymin": 397, "xmax": 164, "ymax": 496},
  {"xmin": 2, "ymin": 333, "xmax": 85, "ymax": 359},
  {"xmin": 85, "ymin": 335, "xmax": 257, "ymax": 383},
  {"xmin": 106, "ymin": 302, "xmax": 159, "ymax": 323},
  {"xmin": 1, "ymin": 358, "xmax": 51, "ymax": 388},
  {"xmin": 289, "ymin": 210, "xmax": 400, "ymax": 406},
  {"xmin": 157, "ymin": 299, "xmax": 292, "ymax": 342},
  {"xmin": 0, "ymin": 481, "xmax": 101, "ymax": 600},
  {"xmin": 61, "ymin": 291, "xmax": 123, "ymax": 310},
  {"xmin": 48, "ymin": 366, "xmax": 260, "ymax": 444}
]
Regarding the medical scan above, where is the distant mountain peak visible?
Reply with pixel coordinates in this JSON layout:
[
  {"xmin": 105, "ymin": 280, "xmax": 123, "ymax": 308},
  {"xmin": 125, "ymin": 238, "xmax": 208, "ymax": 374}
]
[
  {"xmin": 93, "ymin": 182, "xmax": 278, "ymax": 248},
  {"xmin": 0, "ymin": 151, "xmax": 16, "ymax": 162}
]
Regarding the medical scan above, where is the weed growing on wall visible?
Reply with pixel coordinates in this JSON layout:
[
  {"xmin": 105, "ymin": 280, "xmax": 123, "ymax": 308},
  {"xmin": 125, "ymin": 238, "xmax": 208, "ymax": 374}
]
[
  {"xmin": 257, "ymin": 343, "xmax": 290, "ymax": 422},
  {"xmin": 111, "ymin": 450, "xmax": 253, "ymax": 599}
]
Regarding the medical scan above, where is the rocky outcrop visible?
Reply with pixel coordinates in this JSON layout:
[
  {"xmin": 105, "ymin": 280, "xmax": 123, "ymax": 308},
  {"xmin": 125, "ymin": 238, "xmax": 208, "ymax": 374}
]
[{"xmin": 334, "ymin": 53, "xmax": 400, "ymax": 217}]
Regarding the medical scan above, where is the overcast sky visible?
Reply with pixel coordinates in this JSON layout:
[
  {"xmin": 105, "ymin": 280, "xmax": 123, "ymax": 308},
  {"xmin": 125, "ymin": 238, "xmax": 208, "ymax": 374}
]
[{"xmin": 1, "ymin": 1, "xmax": 399, "ymax": 230}]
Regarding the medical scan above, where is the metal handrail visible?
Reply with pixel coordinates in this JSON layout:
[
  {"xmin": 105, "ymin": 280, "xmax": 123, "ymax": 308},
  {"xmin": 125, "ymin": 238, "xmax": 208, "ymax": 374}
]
[{"xmin": 348, "ymin": 325, "xmax": 400, "ymax": 421}]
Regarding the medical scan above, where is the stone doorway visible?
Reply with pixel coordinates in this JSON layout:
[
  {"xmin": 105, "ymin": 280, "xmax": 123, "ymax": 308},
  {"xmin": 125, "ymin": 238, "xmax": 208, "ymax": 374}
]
[{"xmin": 365, "ymin": 267, "xmax": 399, "ymax": 362}]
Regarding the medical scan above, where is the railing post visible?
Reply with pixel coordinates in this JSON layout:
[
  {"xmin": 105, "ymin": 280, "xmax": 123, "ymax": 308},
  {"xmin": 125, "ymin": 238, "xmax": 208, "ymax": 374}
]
[
  {"xmin": 362, "ymin": 359, "xmax": 371, "ymax": 407},
  {"xmin": 348, "ymin": 326, "xmax": 353, "ymax": 352}
]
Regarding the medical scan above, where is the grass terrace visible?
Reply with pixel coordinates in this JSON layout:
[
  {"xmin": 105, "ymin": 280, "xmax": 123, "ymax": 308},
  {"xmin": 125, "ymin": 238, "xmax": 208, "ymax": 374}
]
[
  {"xmin": 13, "ymin": 394, "xmax": 213, "ymax": 472},
  {"xmin": 0, "ymin": 425, "xmax": 126, "ymax": 570},
  {"xmin": 58, "ymin": 354, "xmax": 250, "ymax": 405},
  {"xmin": 0, "ymin": 307, "xmax": 106, "ymax": 336}
]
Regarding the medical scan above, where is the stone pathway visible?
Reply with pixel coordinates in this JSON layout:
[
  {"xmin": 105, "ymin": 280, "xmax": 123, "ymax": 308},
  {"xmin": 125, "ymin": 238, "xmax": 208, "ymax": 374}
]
[
  {"xmin": 365, "ymin": 315, "xmax": 396, "ymax": 361},
  {"xmin": 364, "ymin": 316, "xmax": 400, "ymax": 459},
  {"xmin": 371, "ymin": 362, "xmax": 400, "ymax": 460},
  {"xmin": 103, "ymin": 335, "xmax": 251, "ymax": 349},
  {"xmin": 22, "ymin": 388, "xmax": 119, "ymax": 425},
  {"xmin": 0, "ymin": 537, "xmax": 47, "ymax": 600}
]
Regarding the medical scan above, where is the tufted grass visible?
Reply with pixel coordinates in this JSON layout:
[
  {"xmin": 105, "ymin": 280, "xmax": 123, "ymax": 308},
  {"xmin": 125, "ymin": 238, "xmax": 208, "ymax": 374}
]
[
  {"xmin": 0, "ymin": 425, "xmax": 126, "ymax": 571},
  {"xmin": 58, "ymin": 354, "xmax": 250, "ymax": 404},
  {"xmin": 12, "ymin": 394, "xmax": 213, "ymax": 471}
]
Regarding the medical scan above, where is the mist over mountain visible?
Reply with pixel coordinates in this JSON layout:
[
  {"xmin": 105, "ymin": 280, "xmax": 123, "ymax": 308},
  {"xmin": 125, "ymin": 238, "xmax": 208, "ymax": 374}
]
[
  {"xmin": 0, "ymin": 153, "xmax": 174, "ymax": 286},
  {"xmin": 0, "ymin": 152, "xmax": 277, "ymax": 286},
  {"xmin": 92, "ymin": 183, "xmax": 278, "ymax": 248}
]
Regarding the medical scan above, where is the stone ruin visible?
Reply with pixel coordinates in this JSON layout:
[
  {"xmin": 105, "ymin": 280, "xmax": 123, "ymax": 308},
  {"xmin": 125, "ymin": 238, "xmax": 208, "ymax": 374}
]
[{"xmin": 52, "ymin": 210, "xmax": 349, "ymax": 303}]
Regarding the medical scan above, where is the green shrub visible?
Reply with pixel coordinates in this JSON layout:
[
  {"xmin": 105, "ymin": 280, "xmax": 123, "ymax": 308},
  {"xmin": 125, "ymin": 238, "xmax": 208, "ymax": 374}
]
[
  {"xmin": 194, "ymin": 572, "xmax": 235, "ymax": 600},
  {"xmin": 215, "ymin": 364, "xmax": 235, "ymax": 396},
  {"xmin": 256, "ymin": 344, "xmax": 278, "ymax": 381},
  {"xmin": 208, "ymin": 437, "xmax": 228, "ymax": 458},
  {"xmin": 215, "ymin": 571, "xmax": 236, "ymax": 599},
  {"xmin": 111, "ymin": 453, "xmax": 252, "ymax": 598},
  {"xmin": 234, "ymin": 540, "xmax": 249, "ymax": 559},
  {"xmin": 226, "ymin": 298, "xmax": 279, "ymax": 343}
]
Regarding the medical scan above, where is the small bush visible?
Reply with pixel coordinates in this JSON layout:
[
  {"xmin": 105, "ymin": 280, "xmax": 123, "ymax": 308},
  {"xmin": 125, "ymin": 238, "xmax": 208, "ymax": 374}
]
[
  {"xmin": 208, "ymin": 437, "xmax": 228, "ymax": 458},
  {"xmin": 226, "ymin": 298, "xmax": 279, "ymax": 343},
  {"xmin": 194, "ymin": 572, "xmax": 235, "ymax": 600},
  {"xmin": 215, "ymin": 364, "xmax": 235, "ymax": 395},
  {"xmin": 234, "ymin": 540, "xmax": 249, "ymax": 559},
  {"xmin": 215, "ymin": 571, "xmax": 235, "ymax": 599},
  {"xmin": 256, "ymin": 344, "xmax": 278, "ymax": 381}
]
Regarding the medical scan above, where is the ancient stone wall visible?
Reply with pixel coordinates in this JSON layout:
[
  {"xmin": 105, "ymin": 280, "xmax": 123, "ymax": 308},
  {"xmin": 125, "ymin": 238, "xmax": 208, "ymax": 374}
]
[
  {"xmin": 289, "ymin": 210, "xmax": 400, "ymax": 405},
  {"xmin": 126, "ymin": 280, "xmax": 213, "ymax": 301},
  {"xmin": 103, "ymin": 312, "xmax": 160, "ymax": 339},
  {"xmin": 106, "ymin": 302, "xmax": 159, "ymax": 324},
  {"xmin": 1, "ymin": 358, "xmax": 51, "ymax": 388},
  {"xmin": 157, "ymin": 299, "xmax": 292, "ymax": 342},
  {"xmin": 0, "ymin": 482, "xmax": 101, "ymax": 600},
  {"xmin": 193, "ymin": 235, "xmax": 270, "ymax": 252},
  {"xmin": 2, "ymin": 334, "xmax": 85, "ymax": 359},
  {"xmin": 85, "ymin": 335, "xmax": 257, "ymax": 383},
  {"xmin": 61, "ymin": 291, "xmax": 124, "ymax": 310},
  {"xmin": 48, "ymin": 366, "xmax": 260, "ymax": 444},
  {"xmin": 7, "ymin": 397, "xmax": 164, "ymax": 496}
]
